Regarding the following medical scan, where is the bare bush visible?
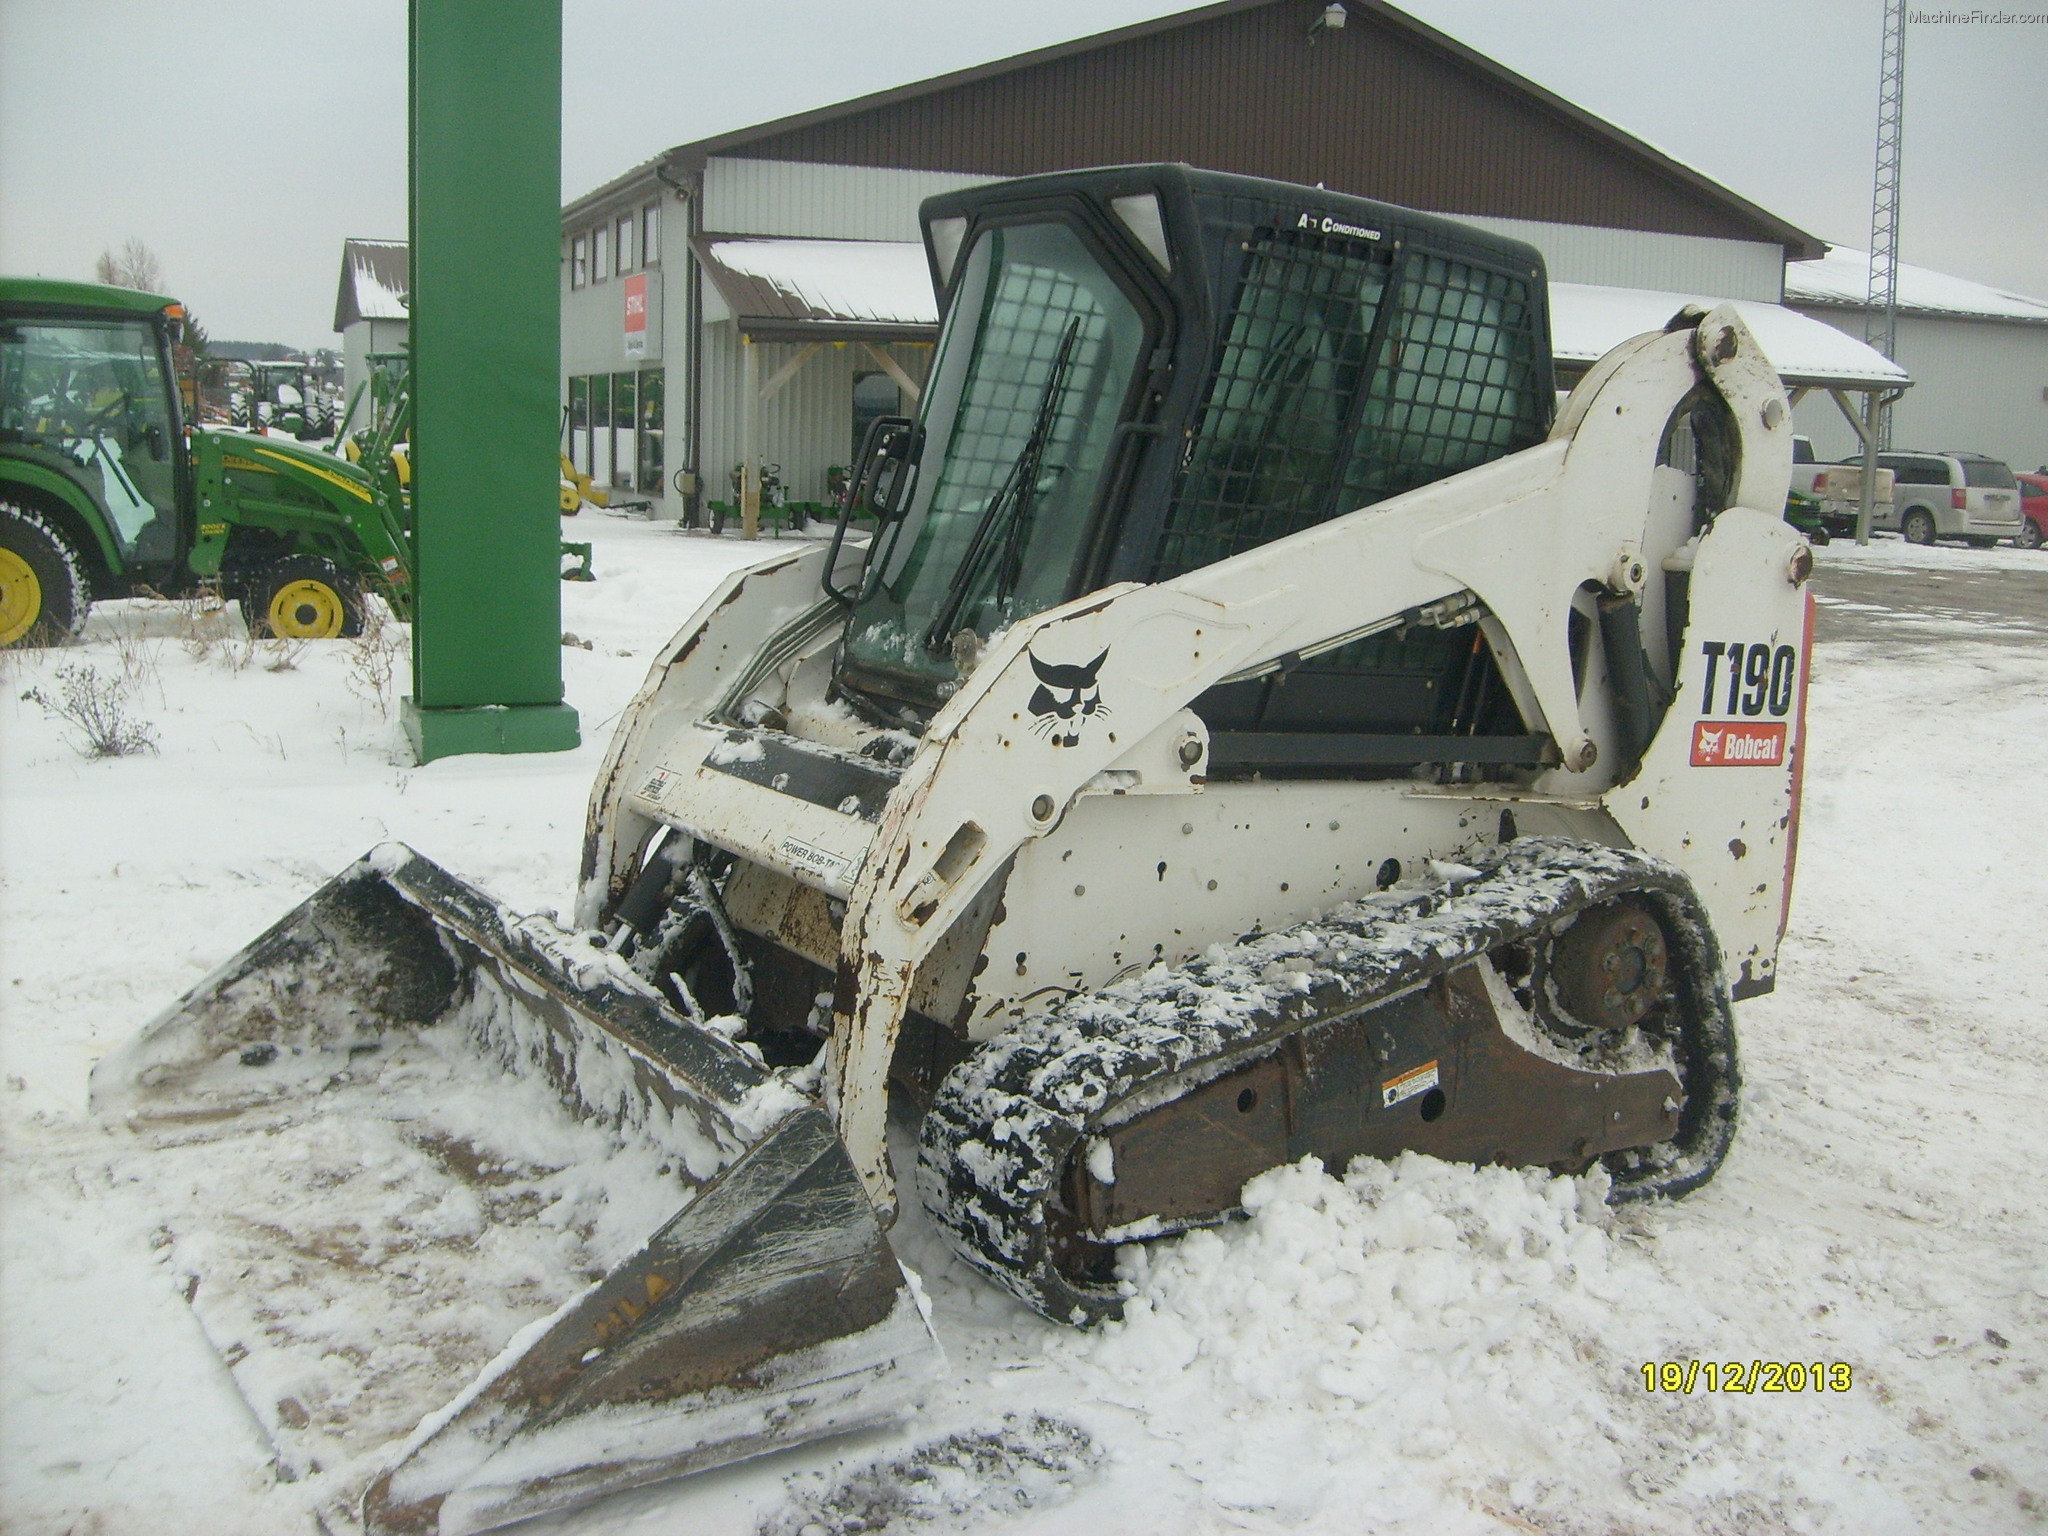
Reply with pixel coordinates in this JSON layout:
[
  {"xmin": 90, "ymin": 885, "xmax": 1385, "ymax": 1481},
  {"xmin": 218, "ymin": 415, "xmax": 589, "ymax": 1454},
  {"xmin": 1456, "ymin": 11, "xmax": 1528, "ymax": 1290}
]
[
  {"xmin": 90, "ymin": 601, "xmax": 166, "ymax": 701},
  {"xmin": 264, "ymin": 639, "xmax": 309, "ymax": 673},
  {"xmin": 21, "ymin": 664, "xmax": 159, "ymax": 758},
  {"xmin": 162, "ymin": 580, "xmax": 239, "ymax": 663},
  {"xmin": 346, "ymin": 600, "xmax": 405, "ymax": 716}
]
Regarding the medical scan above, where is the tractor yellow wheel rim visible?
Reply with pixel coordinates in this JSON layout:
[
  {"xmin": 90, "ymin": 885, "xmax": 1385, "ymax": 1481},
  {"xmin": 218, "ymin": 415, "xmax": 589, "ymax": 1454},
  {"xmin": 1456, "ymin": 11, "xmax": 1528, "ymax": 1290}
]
[
  {"xmin": 267, "ymin": 578, "xmax": 346, "ymax": 638},
  {"xmin": 0, "ymin": 547, "xmax": 43, "ymax": 646}
]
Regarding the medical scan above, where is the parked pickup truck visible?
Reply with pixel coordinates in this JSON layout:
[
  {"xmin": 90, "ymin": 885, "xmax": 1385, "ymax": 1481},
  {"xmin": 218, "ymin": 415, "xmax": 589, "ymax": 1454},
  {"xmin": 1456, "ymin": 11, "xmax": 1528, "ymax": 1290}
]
[{"xmin": 1787, "ymin": 436, "xmax": 1894, "ymax": 541}]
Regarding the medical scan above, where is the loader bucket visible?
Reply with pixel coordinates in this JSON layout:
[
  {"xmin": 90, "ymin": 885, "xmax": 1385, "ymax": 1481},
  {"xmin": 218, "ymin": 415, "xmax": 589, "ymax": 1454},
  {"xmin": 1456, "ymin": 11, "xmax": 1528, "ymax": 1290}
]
[{"xmin": 90, "ymin": 845, "xmax": 941, "ymax": 1536}]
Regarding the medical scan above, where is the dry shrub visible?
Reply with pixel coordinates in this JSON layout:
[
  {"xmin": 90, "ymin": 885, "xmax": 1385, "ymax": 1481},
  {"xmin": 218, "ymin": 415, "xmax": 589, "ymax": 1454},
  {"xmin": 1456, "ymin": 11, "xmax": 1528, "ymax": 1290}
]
[
  {"xmin": 347, "ymin": 599, "xmax": 406, "ymax": 716},
  {"xmin": 21, "ymin": 663, "xmax": 159, "ymax": 758}
]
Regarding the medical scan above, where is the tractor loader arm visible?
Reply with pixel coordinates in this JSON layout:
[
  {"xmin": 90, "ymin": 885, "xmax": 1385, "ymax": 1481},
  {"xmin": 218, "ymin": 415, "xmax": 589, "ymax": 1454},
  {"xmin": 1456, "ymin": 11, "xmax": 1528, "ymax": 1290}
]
[{"xmin": 825, "ymin": 305, "xmax": 1797, "ymax": 1215}]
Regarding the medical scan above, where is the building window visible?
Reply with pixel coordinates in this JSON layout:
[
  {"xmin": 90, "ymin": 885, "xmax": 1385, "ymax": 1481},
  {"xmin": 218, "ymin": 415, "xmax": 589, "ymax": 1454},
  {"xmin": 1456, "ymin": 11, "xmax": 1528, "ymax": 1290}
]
[
  {"xmin": 611, "ymin": 371, "xmax": 636, "ymax": 489},
  {"xmin": 569, "ymin": 375, "xmax": 590, "ymax": 473},
  {"xmin": 571, "ymin": 234, "xmax": 588, "ymax": 289},
  {"xmin": 593, "ymin": 225, "xmax": 611, "ymax": 283},
  {"xmin": 853, "ymin": 370, "xmax": 900, "ymax": 459},
  {"xmin": 588, "ymin": 372, "xmax": 612, "ymax": 482},
  {"xmin": 616, "ymin": 214, "xmax": 636, "ymax": 274},
  {"xmin": 638, "ymin": 369, "xmax": 664, "ymax": 493},
  {"xmin": 642, "ymin": 202, "xmax": 661, "ymax": 266}
]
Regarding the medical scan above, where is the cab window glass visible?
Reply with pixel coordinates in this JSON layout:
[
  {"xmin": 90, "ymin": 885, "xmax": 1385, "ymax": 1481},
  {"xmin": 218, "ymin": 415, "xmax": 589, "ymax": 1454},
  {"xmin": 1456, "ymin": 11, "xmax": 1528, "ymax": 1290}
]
[{"xmin": 0, "ymin": 317, "xmax": 179, "ymax": 556}]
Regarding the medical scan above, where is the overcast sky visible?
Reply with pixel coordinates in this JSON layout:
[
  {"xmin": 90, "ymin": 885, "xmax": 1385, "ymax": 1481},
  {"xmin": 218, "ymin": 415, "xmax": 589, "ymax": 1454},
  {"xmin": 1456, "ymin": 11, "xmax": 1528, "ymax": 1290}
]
[{"xmin": 2, "ymin": 0, "xmax": 2042, "ymax": 349}]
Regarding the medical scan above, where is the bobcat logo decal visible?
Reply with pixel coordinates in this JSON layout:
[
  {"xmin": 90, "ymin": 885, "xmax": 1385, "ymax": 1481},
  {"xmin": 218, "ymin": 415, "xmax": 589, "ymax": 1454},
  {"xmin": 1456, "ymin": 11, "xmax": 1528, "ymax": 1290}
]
[{"xmin": 1027, "ymin": 648, "xmax": 1110, "ymax": 747}]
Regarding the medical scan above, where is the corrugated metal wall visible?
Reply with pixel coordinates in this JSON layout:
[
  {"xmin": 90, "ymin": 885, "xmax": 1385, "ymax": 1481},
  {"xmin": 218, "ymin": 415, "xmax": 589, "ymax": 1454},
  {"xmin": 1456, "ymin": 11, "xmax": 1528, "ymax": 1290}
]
[
  {"xmin": 703, "ymin": 158, "xmax": 1000, "ymax": 241},
  {"xmin": 732, "ymin": 3, "xmax": 1790, "ymax": 248},
  {"xmin": 1790, "ymin": 310, "xmax": 2048, "ymax": 470},
  {"xmin": 698, "ymin": 326, "xmax": 934, "ymax": 511},
  {"xmin": 1450, "ymin": 214, "xmax": 1783, "ymax": 302}
]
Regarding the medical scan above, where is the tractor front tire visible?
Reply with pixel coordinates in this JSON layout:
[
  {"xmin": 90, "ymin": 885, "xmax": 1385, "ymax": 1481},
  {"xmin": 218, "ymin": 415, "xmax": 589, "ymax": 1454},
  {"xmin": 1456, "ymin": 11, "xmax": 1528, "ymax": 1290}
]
[
  {"xmin": 242, "ymin": 557, "xmax": 365, "ymax": 640},
  {"xmin": 0, "ymin": 500, "xmax": 90, "ymax": 648}
]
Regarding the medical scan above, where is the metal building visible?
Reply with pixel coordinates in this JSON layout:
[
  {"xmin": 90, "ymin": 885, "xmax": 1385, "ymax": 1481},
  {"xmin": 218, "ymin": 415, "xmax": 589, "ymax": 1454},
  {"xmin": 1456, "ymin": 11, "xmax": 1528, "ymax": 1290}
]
[
  {"xmin": 332, "ymin": 238, "xmax": 410, "ymax": 423},
  {"xmin": 1785, "ymin": 247, "xmax": 2048, "ymax": 472},
  {"xmin": 558, "ymin": 0, "xmax": 1889, "ymax": 525}
]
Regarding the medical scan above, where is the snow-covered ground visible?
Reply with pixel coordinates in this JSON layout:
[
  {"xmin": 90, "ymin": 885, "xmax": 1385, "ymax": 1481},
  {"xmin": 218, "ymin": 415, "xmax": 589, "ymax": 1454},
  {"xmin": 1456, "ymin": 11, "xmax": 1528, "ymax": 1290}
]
[{"xmin": 3, "ymin": 520, "xmax": 2044, "ymax": 1535}]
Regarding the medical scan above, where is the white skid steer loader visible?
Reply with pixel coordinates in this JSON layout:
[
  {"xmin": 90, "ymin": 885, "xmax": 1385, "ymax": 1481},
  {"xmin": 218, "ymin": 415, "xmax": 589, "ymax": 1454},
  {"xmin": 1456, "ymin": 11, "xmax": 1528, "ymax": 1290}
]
[{"xmin": 96, "ymin": 165, "xmax": 1811, "ymax": 1532}]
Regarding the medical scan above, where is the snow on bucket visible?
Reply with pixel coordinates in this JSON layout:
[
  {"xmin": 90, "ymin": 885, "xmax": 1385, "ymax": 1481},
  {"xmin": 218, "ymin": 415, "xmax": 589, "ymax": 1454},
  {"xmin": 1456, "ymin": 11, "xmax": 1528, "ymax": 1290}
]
[{"xmin": 90, "ymin": 844, "xmax": 941, "ymax": 1535}]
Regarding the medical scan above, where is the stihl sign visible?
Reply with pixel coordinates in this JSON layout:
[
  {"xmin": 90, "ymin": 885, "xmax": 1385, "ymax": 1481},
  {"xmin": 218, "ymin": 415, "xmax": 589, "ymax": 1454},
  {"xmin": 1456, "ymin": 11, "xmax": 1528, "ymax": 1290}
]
[
  {"xmin": 623, "ymin": 272, "xmax": 647, "ymax": 357},
  {"xmin": 1691, "ymin": 720, "xmax": 1786, "ymax": 767}
]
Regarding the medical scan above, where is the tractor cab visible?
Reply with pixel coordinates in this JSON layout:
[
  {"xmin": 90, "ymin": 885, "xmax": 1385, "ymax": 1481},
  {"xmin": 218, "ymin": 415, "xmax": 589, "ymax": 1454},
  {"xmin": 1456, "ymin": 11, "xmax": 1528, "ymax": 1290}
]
[
  {"xmin": 0, "ymin": 279, "xmax": 190, "ymax": 578},
  {"xmin": 829, "ymin": 165, "xmax": 1556, "ymax": 762},
  {"xmin": 2, "ymin": 276, "xmax": 407, "ymax": 645}
]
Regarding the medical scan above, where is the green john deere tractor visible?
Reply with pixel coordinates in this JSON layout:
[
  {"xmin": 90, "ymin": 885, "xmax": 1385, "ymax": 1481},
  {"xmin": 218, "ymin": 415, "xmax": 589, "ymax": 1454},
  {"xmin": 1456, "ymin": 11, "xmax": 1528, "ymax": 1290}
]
[{"xmin": 1, "ymin": 277, "xmax": 413, "ymax": 647}]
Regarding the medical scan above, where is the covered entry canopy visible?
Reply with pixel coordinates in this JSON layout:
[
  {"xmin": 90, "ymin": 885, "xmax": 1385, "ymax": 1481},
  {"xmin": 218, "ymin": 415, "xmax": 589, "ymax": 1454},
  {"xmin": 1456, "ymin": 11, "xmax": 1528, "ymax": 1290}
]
[
  {"xmin": 693, "ymin": 237, "xmax": 939, "ymax": 344},
  {"xmin": 1549, "ymin": 281, "xmax": 1910, "ymax": 392},
  {"xmin": 691, "ymin": 237, "xmax": 939, "ymax": 536}
]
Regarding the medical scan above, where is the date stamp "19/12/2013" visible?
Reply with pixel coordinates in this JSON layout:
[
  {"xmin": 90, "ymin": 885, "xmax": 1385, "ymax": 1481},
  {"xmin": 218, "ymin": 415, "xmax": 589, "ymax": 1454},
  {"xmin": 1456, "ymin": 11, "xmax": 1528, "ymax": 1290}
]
[{"xmin": 1641, "ymin": 1361, "xmax": 1854, "ymax": 1394}]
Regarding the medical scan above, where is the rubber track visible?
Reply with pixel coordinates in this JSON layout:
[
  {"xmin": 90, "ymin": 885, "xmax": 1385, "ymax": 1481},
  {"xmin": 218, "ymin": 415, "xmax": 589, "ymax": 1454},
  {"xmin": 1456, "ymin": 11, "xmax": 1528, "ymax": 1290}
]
[{"xmin": 914, "ymin": 838, "xmax": 1739, "ymax": 1326}]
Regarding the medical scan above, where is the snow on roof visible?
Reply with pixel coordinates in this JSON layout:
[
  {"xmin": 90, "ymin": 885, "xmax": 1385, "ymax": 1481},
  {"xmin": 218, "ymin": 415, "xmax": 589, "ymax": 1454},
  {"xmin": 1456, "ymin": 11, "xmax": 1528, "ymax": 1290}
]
[
  {"xmin": 1548, "ymin": 281, "xmax": 1911, "ymax": 390},
  {"xmin": 698, "ymin": 238, "xmax": 937, "ymax": 333},
  {"xmin": 687, "ymin": 240, "xmax": 1909, "ymax": 389},
  {"xmin": 333, "ymin": 239, "xmax": 408, "ymax": 331},
  {"xmin": 1784, "ymin": 247, "xmax": 2048, "ymax": 325}
]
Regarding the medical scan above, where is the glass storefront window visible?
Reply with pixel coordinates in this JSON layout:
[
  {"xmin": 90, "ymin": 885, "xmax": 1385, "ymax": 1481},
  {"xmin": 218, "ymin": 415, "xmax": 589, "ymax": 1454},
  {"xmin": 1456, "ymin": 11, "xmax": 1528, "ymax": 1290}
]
[
  {"xmin": 637, "ymin": 369, "xmax": 663, "ymax": 494},
  {"xmin": 611, "ymin": 371, "xmax": 636, "ymax": 489}
]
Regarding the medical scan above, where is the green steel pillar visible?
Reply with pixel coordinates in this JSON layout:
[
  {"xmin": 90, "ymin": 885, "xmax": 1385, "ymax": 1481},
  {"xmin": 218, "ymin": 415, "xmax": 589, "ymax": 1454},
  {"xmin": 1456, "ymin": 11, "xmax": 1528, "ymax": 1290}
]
[{"xmin": 401, "ymin": 0, "xmax": 580, "ymax": 762}]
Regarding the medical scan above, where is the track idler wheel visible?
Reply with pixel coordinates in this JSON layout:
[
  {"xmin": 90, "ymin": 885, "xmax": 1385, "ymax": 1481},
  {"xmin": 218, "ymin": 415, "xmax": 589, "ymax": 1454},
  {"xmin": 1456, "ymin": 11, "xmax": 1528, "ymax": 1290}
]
[{"xmin": 1551, "ymin": 899, "xmax": 1669, "ymax": 1032}]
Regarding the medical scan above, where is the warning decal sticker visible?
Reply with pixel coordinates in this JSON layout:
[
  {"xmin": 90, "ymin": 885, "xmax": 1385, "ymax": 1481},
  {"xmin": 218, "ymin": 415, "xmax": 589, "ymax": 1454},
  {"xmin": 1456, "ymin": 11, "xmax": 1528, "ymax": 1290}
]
[{"xmin": 1381, "ymin": 1060, "xmax": 1441, "ymax": 1109}]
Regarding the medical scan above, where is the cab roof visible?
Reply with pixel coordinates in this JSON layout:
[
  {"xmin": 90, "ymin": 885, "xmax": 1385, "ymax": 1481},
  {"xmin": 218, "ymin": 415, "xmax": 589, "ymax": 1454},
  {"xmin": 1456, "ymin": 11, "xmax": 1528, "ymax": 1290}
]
[{"xmin": 0, "ymin": 276, "xmax": 180, "ymax": 316}]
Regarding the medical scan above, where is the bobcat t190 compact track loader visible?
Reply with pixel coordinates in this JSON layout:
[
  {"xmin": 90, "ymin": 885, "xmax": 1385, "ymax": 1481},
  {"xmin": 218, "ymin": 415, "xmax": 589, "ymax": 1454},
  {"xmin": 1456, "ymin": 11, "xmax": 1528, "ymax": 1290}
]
[{"xmin": 95, "ymin": 165, "xmax": 1811, "ymax": 1533}]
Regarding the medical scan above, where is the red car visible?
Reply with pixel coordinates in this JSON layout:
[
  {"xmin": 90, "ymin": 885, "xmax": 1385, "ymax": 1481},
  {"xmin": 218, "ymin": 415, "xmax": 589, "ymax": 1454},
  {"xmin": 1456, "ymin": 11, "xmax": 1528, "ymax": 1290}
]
[{"xmin": 2019, "ymin": 471, "xmax": 2048, "ymax": 550}]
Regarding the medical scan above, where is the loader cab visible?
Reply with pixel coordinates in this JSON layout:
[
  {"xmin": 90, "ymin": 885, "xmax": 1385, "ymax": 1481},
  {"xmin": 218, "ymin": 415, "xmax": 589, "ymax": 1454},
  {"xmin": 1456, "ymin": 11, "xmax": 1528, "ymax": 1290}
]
[{"xmin": 833, "ymin": 166, "xmax": 1555, "ymax": 764}]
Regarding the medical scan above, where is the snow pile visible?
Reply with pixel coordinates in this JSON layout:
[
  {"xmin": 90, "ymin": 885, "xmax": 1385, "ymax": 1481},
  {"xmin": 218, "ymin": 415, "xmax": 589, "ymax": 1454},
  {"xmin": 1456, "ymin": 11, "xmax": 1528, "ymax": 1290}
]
[
  {"xmin": 757, "ymin": 1414, "xmax": 1099, "ymax": 1536},
  {"xmin": 1058, "ymin": 1149, "xmax": 2022, "ymax": 1533},
  {"xmin": 1062, "ymin": 1156, "xmax": 1703, "ymax": 1529}
]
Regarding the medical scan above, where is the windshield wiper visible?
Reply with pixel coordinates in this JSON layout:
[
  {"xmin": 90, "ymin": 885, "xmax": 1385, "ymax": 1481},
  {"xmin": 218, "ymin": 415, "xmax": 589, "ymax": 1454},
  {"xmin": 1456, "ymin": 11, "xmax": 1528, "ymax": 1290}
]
[{"xmin": 922, "ymin": 316, "xmax": 1083, "ymax": 656}]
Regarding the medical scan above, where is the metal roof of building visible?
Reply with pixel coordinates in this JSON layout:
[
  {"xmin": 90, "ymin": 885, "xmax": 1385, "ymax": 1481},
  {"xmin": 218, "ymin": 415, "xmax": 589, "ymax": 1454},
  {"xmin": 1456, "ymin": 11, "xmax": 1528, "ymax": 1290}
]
[
  {"xmin": 567, "ymin": 0, "xmax": 1820, "ymax": 259},
  {"xmin": 1549, "ymin": 281, "xmax": 1911, "ymax": 390},
  {"xmin": 691, "ymin": 236, "xmax": 940, "ymax": 343},
  {"xmin": 689, "ymin": 236, "xmax": 1907, "ymax": 391},
  {"xmin": 1784, "ymin": 247, "xmax": 2048, "ymax": 326},
  {"xmin": 333, "ymin": 239, "xmax": 409, "ymax": 332}
]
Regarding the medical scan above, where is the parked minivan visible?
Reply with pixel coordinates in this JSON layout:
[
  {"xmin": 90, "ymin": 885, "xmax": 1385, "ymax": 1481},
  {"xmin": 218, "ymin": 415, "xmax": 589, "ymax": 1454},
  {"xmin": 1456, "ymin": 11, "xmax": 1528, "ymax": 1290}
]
[{"xmin": 1876, "ymin": 452, "xmax": 2024, "ymax": 546}]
